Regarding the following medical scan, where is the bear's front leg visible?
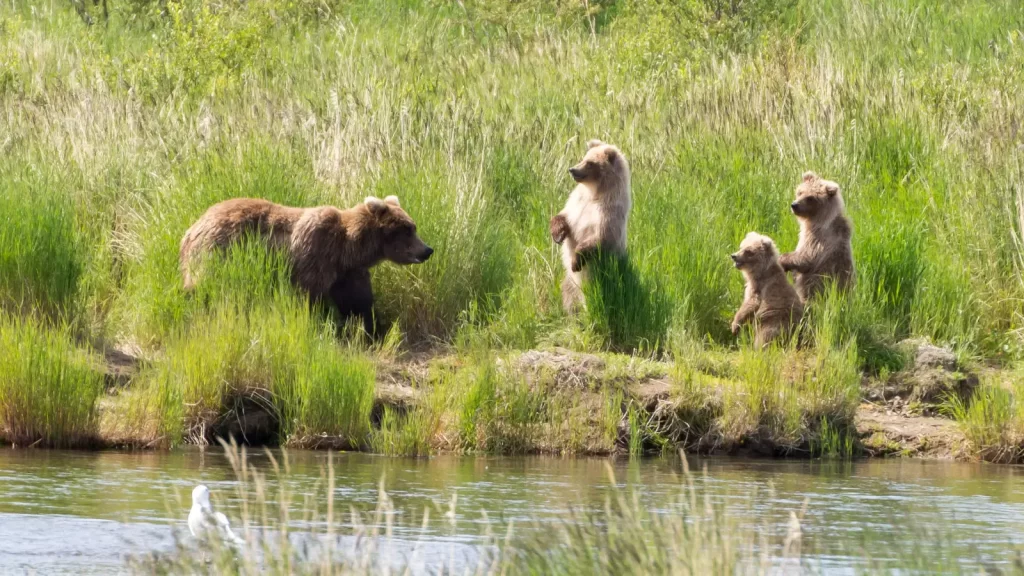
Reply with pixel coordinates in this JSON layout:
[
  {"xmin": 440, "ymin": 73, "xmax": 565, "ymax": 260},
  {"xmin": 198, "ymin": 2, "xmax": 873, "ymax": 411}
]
[
  {"xmin": 329, "ymin": 268, "xmax": 377, "ymax": 337},
  {"xmin": 550, "ymin": 213, "xmax": 571, "ymax": 245},
  {"xmin": 731, "ymin": 294, "xmax": 761, "ymax": 336},
  {"xmin": 778, "ymin": 251, "xmax": 812, "ymax": 273}
]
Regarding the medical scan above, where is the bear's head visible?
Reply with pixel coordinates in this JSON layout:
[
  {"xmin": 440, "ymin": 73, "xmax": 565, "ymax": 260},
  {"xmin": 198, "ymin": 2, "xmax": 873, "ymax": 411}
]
[
  {"xmin": 790, "ymin": 171, "xmax": 844, "ymax": 221},
  {"xmin": 363, "ymin": 196, "xmax": 434, "ymax": 265},
  {"xmin": 568, "ymin": 139, "xmax": 630, "ymax": 190},
  {"xmin": 731, "ymin": 232, "xmax": 779, "ymax": 272}
]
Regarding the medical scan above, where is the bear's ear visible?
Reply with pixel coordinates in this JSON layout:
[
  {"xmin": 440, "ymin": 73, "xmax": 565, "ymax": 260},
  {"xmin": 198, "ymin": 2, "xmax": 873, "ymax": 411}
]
[
  {"xmin": 364, "ymin": 196, "xmax": 388, "ymax": 215},
  {"xmin": 824, "ymin": 182, "xmax": 840, "ymax": 196},
  {"xmin": 604, "ymin": 147, "xmax": 619, "ymax": 164},
  {"xmin": 586, "ymin": 139, "xmax": 605, "ymax": 150},
  {"xmin": 802, "ymin": 171, "xmax": 818, "ymax": 183},
  {"xmin": 384, "ymin": 195, "xmax": 401, "ymax": 207}
]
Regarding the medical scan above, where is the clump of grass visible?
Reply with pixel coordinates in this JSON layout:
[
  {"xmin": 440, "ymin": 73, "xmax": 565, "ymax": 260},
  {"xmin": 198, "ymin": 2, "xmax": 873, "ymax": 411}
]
[
  {"xmin": 0, "ymin": 314, "xmax": 104, "ymax": 447},
  {"xmin": 131, "ymin": 295, "xmax": 376, "ymax": 448},
  {"xmin": 454, "ymin": 357, "xmax": 543, "ymax": 454},
  {"xmin": 716, "ymin": 335, "xmax": 859, "ymax": 455},
  {"xmin": 944, "ymin": 382, "xmax": 1024, "ymax": 463}
]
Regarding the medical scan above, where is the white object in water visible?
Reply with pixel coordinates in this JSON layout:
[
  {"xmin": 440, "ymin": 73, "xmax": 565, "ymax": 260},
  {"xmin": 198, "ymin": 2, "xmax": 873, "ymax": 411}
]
[{"xmin": 188, "ymin": 485, "xmax": 245, "ymax": 547}]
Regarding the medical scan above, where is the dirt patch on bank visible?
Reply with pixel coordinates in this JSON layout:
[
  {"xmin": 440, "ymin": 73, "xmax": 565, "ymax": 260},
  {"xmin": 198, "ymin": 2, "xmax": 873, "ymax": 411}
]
[{"xmin": 855, "ymin": 403, "xmax": 965, "ymax": 459}]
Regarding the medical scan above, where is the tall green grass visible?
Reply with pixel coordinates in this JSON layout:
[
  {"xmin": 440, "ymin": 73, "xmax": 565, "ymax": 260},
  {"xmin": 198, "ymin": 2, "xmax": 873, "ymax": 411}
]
[
  {"xmin": 4, "ymin": 0, "xmax": 1021, "ymax": 358},
  {"xmin": 0, "ymin": 172, "xmax": 82, "ymax": 320},
  {"xmin": 0, "ymin": 314, "xmax": 104, "ymax": 447}
]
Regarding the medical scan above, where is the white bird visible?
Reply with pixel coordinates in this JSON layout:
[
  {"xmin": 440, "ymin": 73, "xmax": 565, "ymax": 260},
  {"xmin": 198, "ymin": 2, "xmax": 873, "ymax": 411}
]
[{"xmin": 188, "ymin": 485, "xmax": 245, "ymax": 547}]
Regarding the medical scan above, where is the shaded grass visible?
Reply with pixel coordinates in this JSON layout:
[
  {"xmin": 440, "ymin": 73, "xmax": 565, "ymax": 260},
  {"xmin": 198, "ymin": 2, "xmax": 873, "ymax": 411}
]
[
  {"xmin": 583, "ymin": 252, "xmax": 671, "ymax": 353},
  {"xmin": 0, "ymin": 314, "xmax": 104, "ymax": 447}
]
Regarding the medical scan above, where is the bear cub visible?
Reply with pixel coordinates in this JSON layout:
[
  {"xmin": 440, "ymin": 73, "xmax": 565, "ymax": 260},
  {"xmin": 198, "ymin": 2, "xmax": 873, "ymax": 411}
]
[
  {"xmin": 550, "ymin": 139, "xmax": 632, "ymax": 312},
  {"xmin": 180, "ymin": 195, "xmax": 433, "ymax": 335},
  {"xmin": 779, "ymin": 171, "xmax": 854, "ymax": 302},
  {"xmin": 731, "ymin": 232, "xmax": 804, "ymax": 348}
]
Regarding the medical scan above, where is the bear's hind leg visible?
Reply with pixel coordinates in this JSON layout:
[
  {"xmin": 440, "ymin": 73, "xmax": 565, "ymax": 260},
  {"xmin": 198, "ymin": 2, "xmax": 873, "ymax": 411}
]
[{"xmin": 561, "ymin": 274, "xmax": 585, "ymax": 314}]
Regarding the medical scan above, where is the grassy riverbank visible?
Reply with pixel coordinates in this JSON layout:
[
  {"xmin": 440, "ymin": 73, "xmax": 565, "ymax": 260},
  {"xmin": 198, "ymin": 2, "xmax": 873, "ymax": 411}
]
[{"xmin": 2, "ymin": 0, "xmax": 1024, "ymax": 459}]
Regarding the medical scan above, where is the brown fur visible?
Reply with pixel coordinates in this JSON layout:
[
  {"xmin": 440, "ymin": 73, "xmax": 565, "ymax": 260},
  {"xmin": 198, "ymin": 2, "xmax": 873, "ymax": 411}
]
[
  {"xmin": 731, "ymin": 232, "xmax": 803, "ymax": 348},
  {"xmin": 779, "ymin": 171, "xmax": 855, "ymax": 302},
  {"xmin": 549, "ymin": 139, "xmax": 631, "ymax": 312},
  {"xmin": 180, "ymin": 195, "xmax": 432, "ymax": 333}
]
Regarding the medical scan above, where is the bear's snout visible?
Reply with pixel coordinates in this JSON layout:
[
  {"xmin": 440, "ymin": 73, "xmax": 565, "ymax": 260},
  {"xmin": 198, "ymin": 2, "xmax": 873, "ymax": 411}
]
[
  {"xmin": 568, "ymin": 167, "xmax": 585, "ymax": 182},
  {"xmin": 730, "ymin": 253, "xmax": 741, "ymax": 267},
  {"xmin": 418, "ymin": 246, "xmax": 434, "ymax": 263},
  {"xmin": 790, "ymin": 202, "xmax": 801, "ymax": 214}
]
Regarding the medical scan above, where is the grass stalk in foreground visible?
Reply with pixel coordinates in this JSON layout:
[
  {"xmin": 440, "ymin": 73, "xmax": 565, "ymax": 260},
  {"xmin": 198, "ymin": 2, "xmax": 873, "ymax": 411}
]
[{"xmin": 129, "ymin": 442, "xmax": 1024, "ymax": 575}]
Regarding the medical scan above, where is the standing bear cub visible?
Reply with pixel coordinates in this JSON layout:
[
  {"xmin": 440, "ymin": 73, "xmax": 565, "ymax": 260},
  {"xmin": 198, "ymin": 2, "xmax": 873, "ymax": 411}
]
[
  {"xmin": 180, "ymin": 195, "xmax": 433, "ymax": 334},
  {"xmin": 780, "ymin": 171, "xmax": 854, "ymax": 302},
  {"xmin": 731, "ymin": 232, "xmax": 804, "ymax": 348},
  {"xmin": 549, "ymin": 140, "xmax": 631, "ymax": 312}
]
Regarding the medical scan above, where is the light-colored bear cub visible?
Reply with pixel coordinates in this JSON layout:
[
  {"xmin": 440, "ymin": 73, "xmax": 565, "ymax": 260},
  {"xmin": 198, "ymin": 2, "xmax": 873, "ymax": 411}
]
[
  {"xmin": 731, "ymin": 232, "xmax": 804, "ymax": 348},
  {"xmin": 779, "ymin": 171, "xmax": 854, "ymax": 302},
  {"xmin": 549, "ymin": 139, "xmax": 631, "ymax": 312}
]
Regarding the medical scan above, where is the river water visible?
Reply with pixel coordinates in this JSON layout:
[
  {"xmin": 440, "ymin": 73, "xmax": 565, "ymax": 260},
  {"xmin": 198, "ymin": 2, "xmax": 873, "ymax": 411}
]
[{"xmin": 1, "ymin": 449, "xmax": 1023, "ymax": 574}]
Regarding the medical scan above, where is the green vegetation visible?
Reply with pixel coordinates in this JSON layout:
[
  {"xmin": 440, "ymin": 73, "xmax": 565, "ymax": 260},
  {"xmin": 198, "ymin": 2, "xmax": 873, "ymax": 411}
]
[
  {"xmin": 1, "ymin": 0, "xmax": 1024, "ymax": 454},
  {"xmin": 945, "ymin": 375, "xmax": 1024, "ymax": 463},
  {"xmin": 0, "ymin": 314, "xmax": 104, "ymax": 447},
  {"xmin": 127, "ymin": 239, "xmax": 377, "ymax": 448}
]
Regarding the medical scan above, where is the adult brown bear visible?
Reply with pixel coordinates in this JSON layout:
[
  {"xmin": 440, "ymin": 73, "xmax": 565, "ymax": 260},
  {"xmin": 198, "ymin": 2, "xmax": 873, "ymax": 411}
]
[{"xmin": 180, "ymin": 195, "xmax": 432, "ymax": 334}]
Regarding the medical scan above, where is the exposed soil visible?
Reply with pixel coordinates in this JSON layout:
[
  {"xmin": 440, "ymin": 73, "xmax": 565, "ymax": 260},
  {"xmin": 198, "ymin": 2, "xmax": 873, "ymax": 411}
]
[{"xmin": 855, "ymin": 403, "xmax": 964, "ymax": 460}]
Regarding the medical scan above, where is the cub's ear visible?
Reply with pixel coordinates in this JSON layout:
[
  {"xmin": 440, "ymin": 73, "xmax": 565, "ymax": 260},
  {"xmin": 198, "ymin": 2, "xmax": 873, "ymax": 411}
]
[
  {"xmin": 364, "ymin": 196, "xmax": 388, "ymax": 215},
  {"xmin": 605, "ymin": 147, "xmax": 619, "ymax": 164},
  {"xmin": 824, "ymin": 182, "xmax": 840, "ymax": 196},
  {"xmin": 586, "ymin": 139, "xmax": 606, "ymax": 149},
  {"xmin": 384, "ymin": 195, "xmax": 401, "ymax": 207},
  {"xmin": 802, "ymin": 171, "xmax": 818, "ymax": 183}
]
